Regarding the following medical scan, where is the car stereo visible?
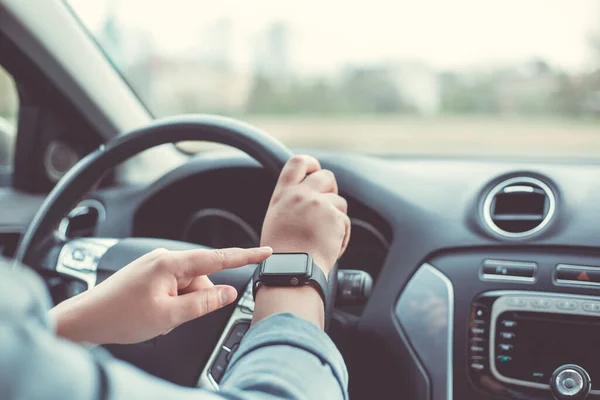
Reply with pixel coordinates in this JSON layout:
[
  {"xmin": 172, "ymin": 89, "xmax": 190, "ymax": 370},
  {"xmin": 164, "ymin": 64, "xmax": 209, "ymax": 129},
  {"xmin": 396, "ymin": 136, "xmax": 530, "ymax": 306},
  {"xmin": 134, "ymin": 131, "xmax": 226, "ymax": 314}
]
[{"xmin": 469, "ymin": 291, "xmax": 600, "ymax": 399}]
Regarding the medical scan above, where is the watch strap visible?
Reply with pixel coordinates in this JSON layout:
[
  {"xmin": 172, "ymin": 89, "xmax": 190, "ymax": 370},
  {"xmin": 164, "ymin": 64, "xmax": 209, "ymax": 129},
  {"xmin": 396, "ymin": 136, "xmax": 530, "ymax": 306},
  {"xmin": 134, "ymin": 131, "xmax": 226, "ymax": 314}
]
[{"xmin": 252, "ymin": 259, "xmax": 328, "ymax": 308}]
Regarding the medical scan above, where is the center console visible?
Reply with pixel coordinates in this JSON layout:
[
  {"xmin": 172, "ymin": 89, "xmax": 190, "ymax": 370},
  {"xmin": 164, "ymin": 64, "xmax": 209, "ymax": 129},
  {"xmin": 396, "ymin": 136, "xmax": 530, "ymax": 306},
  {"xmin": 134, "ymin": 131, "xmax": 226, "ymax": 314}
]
[
  {"xmin": 396, "ymin": 249, "xmax": 600, "ymax": 400},
  {"xmin": 470, "ymin": 291, "xmax": 600, "ymax": 399}
]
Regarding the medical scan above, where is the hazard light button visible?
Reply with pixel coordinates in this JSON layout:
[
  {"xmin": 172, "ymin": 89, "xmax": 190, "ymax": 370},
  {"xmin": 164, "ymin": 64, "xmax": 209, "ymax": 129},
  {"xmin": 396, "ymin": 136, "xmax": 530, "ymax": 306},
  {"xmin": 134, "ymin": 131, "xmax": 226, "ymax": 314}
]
[{"xmin": 555, "ymin": 264, "xmax": 600, "ymax": 286}]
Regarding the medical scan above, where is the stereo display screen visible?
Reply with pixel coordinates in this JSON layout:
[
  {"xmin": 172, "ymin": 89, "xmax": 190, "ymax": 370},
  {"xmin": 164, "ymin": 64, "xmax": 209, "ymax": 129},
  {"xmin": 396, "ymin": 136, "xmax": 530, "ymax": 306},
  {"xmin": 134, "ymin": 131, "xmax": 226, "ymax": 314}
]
[{"xmin": 494, "ymin": 311, "xmax": 600, "ymax": 388}]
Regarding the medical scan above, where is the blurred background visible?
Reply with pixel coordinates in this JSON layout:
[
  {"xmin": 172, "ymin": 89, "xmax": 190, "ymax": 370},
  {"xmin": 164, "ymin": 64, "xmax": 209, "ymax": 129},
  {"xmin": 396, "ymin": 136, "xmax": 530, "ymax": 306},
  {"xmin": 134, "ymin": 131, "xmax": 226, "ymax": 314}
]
[{"xmin": 1, "ymin": 0, "xmax": 599, "ymax": 161}]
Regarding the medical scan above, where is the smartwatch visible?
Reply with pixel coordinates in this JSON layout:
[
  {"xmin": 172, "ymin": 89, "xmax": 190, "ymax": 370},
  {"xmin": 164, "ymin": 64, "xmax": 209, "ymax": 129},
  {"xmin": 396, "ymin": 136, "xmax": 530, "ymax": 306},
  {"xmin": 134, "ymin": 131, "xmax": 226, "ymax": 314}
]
[{"xmin": 252, "ymin": 253, "xmax": 328, "ymax": 308}]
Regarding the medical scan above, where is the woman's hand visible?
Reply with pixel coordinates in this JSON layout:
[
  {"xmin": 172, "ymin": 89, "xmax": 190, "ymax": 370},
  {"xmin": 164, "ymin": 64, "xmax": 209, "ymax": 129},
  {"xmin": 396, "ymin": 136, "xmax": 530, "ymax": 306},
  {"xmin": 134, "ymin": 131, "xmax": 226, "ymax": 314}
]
[
  {"xmin": 255, "ymin": 155, "xmax": 351, "ymax": 329},
  {"xmin": 50, "ymin": 246, "xmax": 272, "ymax": 345},
  {"xmin": 261, "ymin": 155, "xmax": 351, "ymax": 274}
]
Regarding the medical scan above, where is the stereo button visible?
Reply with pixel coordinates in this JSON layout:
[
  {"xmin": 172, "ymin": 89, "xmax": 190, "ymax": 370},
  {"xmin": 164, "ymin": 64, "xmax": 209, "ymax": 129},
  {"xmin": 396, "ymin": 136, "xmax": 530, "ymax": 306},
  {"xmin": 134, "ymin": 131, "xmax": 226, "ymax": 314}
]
[
  {"xmin": 556, "ymin": 300, "xmax": 578, "ymax": 310},
  {"xmin": 498, "ymin": 343, "xmax": 513, "ymax": 352},
  {"xmin": 471, "ymin": 326, "xmax": 486, "ymax": 335},
  {"xmin": 501, "ymin": 320, "xmax": 517, "ymax": 328},
  {"xmin": 471, "ymin": 305, "xmax": 489, "ymax": 321},
  {"xmin": 582, "ymin": 302, "xmax": 600, "ymax": 313},
  {"xmin": 499, "ymin": 332, "xmax": 515, "ymax": 340},
  {"xmin": 470, "ymin": 345, "xmax": 485, "ymax": 353},
  {"xmin": 506, "ymin": 298, "xmax": 527, "ymax": 307},
  {"xmin": 530, "ymin": 298, "xmax": 551, "ymax": 309},
  {"xmin": 470, "ymin": 363, "xmax": 485, "ymax": 371}
]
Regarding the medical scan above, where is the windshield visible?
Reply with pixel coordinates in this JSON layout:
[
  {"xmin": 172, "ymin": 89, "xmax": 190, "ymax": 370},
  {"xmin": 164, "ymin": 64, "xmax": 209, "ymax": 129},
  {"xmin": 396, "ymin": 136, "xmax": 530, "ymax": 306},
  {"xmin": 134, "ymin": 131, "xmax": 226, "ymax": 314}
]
[{"xmin": 66, "ymin": 0, "xmax": 600, "ymax": 158}]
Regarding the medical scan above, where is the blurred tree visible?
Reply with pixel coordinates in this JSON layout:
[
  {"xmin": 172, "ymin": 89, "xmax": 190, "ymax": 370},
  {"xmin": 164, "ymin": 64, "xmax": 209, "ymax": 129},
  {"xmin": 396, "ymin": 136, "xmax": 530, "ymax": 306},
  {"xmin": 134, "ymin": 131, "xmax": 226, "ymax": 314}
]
[
  {"xmin": 552, "ymin": 16, "xmax": 600, "ymax": 117},
  {"xmin": 440, "ymin": 72, "xmax": 500, "ymax": 114},
  {"xmin": 338, "ymin": 68, "xmax": 407, "ymax": 113},
  {"xmin": 246, "ymin": 74, "xmax": 280, "ymax": 113}
]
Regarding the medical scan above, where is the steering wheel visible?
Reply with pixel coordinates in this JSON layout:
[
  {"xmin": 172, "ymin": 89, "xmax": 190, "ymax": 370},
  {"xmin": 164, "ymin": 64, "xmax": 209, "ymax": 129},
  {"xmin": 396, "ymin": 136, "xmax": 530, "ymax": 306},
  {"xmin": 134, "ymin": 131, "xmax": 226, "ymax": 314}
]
[{"xmin": 13, "ymin": 115, "xmax": 338, "ymax": 384}]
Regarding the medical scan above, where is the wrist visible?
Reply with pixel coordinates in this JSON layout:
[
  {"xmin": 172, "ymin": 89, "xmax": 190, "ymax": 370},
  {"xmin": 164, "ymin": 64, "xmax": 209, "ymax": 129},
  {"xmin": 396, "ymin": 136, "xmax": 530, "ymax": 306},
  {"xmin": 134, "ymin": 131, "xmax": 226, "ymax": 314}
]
[
  {"xmin": 253, "ymin": 285, "xmax": 325, "ymax": 330},
  {"xmin": 49, "ymin": 293, "xmax": 97, "ymax": 344}
]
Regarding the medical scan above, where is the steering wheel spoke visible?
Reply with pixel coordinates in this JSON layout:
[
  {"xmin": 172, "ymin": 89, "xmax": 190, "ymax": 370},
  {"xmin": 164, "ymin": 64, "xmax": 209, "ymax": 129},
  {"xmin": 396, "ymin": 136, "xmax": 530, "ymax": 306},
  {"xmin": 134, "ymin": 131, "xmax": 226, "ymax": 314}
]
[{"xmin": 56, "ymin": 238, "xmax": 119, "ymax": 290}]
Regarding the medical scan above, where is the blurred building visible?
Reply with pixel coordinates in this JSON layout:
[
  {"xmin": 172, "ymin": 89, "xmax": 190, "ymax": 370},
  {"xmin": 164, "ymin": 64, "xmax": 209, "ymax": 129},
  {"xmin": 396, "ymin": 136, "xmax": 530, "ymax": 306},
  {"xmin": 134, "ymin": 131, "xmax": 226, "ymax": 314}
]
[
  {"xmin": 143, "ymin": 57, "xmax": 252, "ymax": 116},
  {"xmin": 387, "ymin": 62, "xmax": 441, "ymax": 115},
  {"xmin": 252, "ymin": 22, "xmax": 291, "ymax": 82}
]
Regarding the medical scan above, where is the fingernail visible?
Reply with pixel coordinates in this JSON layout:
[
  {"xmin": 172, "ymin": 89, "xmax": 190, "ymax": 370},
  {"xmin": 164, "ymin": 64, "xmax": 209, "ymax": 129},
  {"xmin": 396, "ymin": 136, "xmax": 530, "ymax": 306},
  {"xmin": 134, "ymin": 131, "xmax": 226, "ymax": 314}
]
[
  {"xmin": 221, "ymin": 289, "xmax": 231, "ymax": 305},
  {"xmin": 260, "ymin": 246, "xmax": 272, "ymax": 252}
]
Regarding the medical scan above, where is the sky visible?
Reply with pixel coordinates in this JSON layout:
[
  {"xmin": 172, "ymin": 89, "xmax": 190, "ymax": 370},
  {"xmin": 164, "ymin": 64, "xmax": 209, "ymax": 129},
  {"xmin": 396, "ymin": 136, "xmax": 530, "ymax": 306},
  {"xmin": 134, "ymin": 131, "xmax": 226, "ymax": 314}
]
[{"xmin": 67, "ymin": 0, "xmax": 600, "ymax": 74}]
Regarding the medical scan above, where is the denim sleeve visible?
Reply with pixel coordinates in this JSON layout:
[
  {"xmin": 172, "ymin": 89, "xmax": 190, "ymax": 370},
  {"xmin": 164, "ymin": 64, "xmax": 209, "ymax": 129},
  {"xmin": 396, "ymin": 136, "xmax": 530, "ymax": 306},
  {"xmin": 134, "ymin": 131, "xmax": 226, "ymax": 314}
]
[
  {"xmin": 219, "ymin": 313, "xmax": 349, "ymax": 400},
  {"xmin": 0, "ymin": 263, "xmax": 348, "ymax": 400}
]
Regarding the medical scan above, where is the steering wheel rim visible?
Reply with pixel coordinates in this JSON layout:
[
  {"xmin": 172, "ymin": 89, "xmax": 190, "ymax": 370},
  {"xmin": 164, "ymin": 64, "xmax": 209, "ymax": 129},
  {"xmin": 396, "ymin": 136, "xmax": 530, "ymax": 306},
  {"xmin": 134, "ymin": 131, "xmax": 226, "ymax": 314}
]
[{"xmin": 15, "ymin": 114, "xmax": 293, "ymax": 266}]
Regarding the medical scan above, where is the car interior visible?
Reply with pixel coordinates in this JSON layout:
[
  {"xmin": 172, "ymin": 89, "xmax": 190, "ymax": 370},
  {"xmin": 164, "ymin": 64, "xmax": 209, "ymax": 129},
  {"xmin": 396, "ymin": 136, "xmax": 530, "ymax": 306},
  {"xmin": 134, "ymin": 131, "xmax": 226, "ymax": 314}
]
[{"xmin": 1, "ymin": 1, "xmax": 600, "ymax": 399}]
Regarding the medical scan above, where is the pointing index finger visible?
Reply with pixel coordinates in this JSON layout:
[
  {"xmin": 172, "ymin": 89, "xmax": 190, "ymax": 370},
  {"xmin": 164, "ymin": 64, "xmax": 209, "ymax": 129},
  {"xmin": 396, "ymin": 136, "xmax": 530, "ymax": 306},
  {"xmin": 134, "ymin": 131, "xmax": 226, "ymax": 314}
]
[{"xmin": 167, "ymin": 246, "xmax": 273, "ymax": 278}]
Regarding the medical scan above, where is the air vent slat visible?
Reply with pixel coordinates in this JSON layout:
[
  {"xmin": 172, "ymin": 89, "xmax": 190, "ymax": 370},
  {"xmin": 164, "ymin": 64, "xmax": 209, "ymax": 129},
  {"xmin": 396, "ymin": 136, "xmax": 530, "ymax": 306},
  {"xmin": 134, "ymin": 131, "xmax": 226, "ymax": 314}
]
[
  {"xmin": 492, "ymin": 214, "xmax": 544, "ymax": 221},
  {"xmin": 483, "ymin": 177, "xmax": 556, "ymax": 238}
]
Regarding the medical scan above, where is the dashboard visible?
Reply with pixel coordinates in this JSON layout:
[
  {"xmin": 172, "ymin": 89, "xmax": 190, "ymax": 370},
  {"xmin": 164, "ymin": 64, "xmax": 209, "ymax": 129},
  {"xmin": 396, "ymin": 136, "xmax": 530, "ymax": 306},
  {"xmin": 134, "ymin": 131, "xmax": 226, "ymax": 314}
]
[
  {"xmin": 132, "ymin": 166, "xmax": 392, "ymax": 284},
  {"xmin": 85, "ymin": 150, "xmax": 600, "ymax": 400}
]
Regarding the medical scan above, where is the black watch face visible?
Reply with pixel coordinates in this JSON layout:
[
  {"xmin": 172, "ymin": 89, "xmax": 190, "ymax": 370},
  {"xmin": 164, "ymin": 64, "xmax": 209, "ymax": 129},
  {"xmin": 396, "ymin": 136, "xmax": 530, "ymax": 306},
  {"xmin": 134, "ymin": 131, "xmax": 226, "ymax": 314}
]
[{"xmin": 262, "ymin": 253, "xmax": 310, "ymax": 275}]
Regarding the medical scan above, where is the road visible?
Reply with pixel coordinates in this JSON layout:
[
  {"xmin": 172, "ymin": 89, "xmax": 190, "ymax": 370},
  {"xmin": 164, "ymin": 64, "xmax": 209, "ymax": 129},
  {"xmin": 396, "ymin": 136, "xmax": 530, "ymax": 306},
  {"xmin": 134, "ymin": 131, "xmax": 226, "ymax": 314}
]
[{"xmin": 180, "ymin": 115, "xmax": 600, "ymax": 160}]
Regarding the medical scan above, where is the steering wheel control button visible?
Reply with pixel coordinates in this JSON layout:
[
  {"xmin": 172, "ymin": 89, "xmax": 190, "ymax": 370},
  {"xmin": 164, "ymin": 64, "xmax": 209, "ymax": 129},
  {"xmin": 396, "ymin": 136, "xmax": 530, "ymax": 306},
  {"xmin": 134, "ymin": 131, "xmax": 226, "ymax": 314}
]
[
  {"xmin": 63, "ymin": 248, "xmax": 95, "ymax": 270},
  {"xmin": 223, "ymin": 322, "xmax": 250, "ymax": 349},
  {"xmin": 72, "ymin": 249, "xmax": 85, "ymax": 262},
  {"xmin": 550, "ymin": 365, "xmax": 591, "ymax": 400},
  {"xmin": 210, "ymin": 349, "xmax": 230, "ymax": 384},
  {"xmin": 57, "ymin": 238, "xmax": 118, "ymax": 290}
]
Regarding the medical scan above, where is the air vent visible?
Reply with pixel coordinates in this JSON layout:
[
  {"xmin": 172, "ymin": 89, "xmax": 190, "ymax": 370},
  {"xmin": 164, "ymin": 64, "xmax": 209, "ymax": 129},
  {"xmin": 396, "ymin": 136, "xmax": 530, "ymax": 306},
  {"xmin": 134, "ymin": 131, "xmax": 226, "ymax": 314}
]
[
  {"xmin": 58, "ymin": 200, "xmax": 106, "ymax": 239},
  {"xmin": 483, "ymin": 177, "xmax": 556, "ymax": 238}
]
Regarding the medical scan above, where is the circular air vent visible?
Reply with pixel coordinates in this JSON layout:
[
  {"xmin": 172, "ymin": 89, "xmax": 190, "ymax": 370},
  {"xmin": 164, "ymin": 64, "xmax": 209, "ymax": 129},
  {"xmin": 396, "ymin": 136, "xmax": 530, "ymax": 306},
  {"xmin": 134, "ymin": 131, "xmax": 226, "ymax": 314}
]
[
  {"xmin": 58, "ymin": 200, "xmax": 106, "ymax": 239},
  {"xmin": 483, "ymin": 177, "xmax": 556, "ymax": 238},
  {"xmin": 44, "ymin": 141, "xmax": 80, "ymax": 183}
]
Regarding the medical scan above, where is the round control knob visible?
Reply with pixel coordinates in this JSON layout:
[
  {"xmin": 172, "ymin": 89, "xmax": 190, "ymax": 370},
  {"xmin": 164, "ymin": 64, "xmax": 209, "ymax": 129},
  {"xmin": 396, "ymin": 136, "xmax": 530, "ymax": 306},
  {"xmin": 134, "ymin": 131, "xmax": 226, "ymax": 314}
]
[{"xmin": 550, "ymin": 364, "xmax": 591, "ymax": 400}]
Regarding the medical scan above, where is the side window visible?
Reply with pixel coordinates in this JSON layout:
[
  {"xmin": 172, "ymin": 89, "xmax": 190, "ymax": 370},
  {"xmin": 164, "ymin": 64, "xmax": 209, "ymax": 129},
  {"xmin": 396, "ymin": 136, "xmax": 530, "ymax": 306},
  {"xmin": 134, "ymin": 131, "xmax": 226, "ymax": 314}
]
[{"xmin": 0, "ymin": 65, "xmax": 18, "ymax": 167}]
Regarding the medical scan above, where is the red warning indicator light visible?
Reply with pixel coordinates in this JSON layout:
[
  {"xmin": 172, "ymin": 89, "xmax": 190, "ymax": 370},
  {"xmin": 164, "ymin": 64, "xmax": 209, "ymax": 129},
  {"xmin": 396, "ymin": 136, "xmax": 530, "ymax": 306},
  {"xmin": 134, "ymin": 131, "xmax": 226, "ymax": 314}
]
[{"xmin": 577, "ymin": 271, "xmax": 590, "ymax": 281}]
